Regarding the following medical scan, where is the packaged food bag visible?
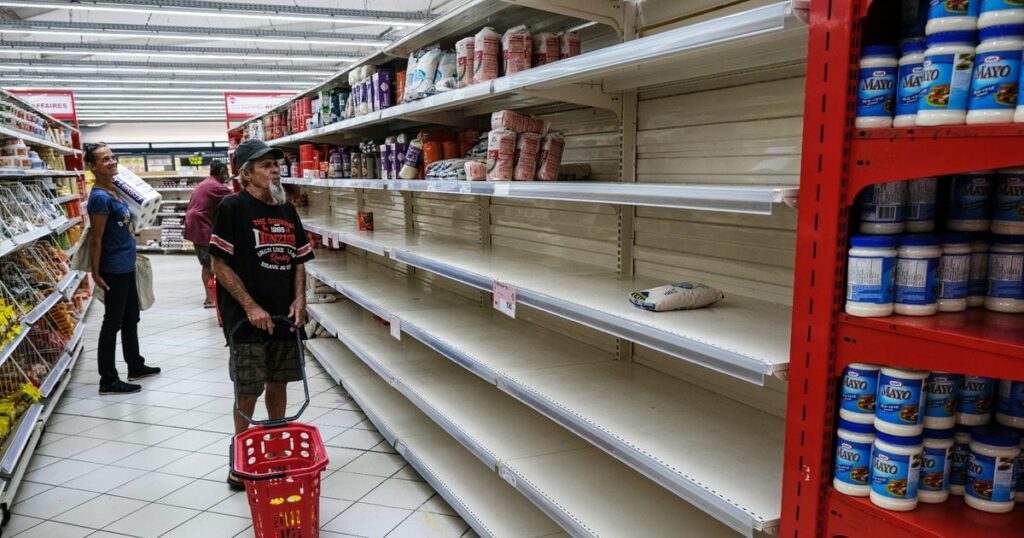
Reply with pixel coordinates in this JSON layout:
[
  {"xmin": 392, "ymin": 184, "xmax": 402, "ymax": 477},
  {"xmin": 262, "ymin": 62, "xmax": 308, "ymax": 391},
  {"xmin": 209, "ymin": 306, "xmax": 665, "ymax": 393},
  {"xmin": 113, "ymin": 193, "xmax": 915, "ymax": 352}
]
[
  {"xmin": 465, "ymin": 160, "xmax": 487, "ymax": 181},
  {"xmin": 491, "ymin": 109, "xmax": 531, "ymax": 133},
  {"xmin": 502, "ymin": 25, "xmax": 533, "ymax": 75},
  {"xmin": 456, "ymin": 37, "xmax": 475, "ymax": 87},
  {"xmin": 629, "ymin": 282, "xmax": 725, "ymax": 312},
  {"xmin": 412, "ymin": 47, "xmax": 443, "ymax": 100},
  {"xmin": 513, "ymin": 132, "xmax": 543, "ymax": 181},
  {"xmin": 560, "ymin": 31, "xmax": 582, "ymax": 59},
  {"xmin": 474, "ymin": 27, "xmax": 500, "ymax": 82},
  {"xmin": 395, "ymin": 70, "xmax": 406, "ymax": 104},
  {"xmin": 426, "ymin": 159, "xmax": 471, "ymax": 181},
  {"xmin": 435, "ymin": 51, "xmax": 458, "ymax": 92},
  {"xmin": 399, "ymin": 138, "xmax": 424, "ymax": 179},
  {"xmin": 535, "ymin": 133, "xmax": 565, "ymax": 181},
  {"xmin": 533, "ymin": 32, "xmax": 560, "ymax": 66},
  {"xmin": 403, "ymin": 50, "xmax": 423, "ymax": 102},
  {"xmin": 486, "ymin": 128, "xmax": 516, "ymax": 181}
]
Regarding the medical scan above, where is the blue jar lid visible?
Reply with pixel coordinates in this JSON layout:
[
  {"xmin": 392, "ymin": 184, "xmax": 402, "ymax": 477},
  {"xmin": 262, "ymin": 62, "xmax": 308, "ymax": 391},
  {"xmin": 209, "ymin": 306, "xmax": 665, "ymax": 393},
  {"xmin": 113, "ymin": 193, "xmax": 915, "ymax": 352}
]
[
  {"xmin": 863, "ymin": 44, "xmax": 899, "ymax": 57},
  {"xmin": 877, "ymin": 431, "xmax": 923, "ymax": 446},
  {"xmin": 901, "ymin": 38, "xmax": 927, "ymax": 55},
  {"xmin": 942, "ymin": 233, "xmax": 970, "ymax": 245},
  {"xmin": 924, "ymin": 428, "xmax": 955, "ymax": 440},
  {"xmin": 927, "ymin": 31, "xmax": 978, "ymax": 47},
  {"xmin": 851, "ymin": 235, "xmax": 898, "ymax": 248},
  {"xmin": 899, "ymin": 234, "xmax": 940, "ymax": 247},
  {"xmin": 992, "ymin": 234, "xmax": 1024, "ymax": 245},
  {"xmin": 971, "ymin": 426, "xmax": 1022, "ymax": 447},
  {"xmin": 838, "ymin": 419, "xmax": 877, "ymax": 435},
  {"xmin": 979, "ymin": 25, "xmax": 1024, "ymax": 41}
]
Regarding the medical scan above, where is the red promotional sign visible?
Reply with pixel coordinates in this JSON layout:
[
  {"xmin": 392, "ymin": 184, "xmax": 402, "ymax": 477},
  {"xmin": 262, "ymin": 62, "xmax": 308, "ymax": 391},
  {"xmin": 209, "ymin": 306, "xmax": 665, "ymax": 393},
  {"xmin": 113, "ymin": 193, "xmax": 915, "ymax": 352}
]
[
  {"xmin": 224, "ymin": 92, "xmax": 295, "ymax": 121},
  {"xmin": 8, "ymin": 90, "xmax": 77, "ymax": 121}
]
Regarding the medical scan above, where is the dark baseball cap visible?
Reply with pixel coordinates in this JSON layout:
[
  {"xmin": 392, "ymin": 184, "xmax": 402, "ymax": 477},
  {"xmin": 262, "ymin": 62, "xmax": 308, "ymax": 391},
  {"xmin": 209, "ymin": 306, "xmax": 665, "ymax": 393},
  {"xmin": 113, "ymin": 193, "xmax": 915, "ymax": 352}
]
[{"xmin": 232, "ymin": 139, "xmax": 284, "ymax": 171}]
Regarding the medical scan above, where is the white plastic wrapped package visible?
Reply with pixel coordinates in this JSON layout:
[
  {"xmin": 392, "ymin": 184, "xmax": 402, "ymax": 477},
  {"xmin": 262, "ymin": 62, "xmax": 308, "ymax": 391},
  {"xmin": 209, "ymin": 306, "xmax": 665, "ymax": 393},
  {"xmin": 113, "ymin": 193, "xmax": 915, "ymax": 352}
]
[
  {"xmin": 426, "ymin": 159, "xmax": 470, "ymax": 181},
  {"xmin": 435, "ymin": 51, "xmax": 458, "ymax": 93},
  {"xmin": 399, "ymin": 139, "xmax": 424, "ymax": 179},
  {"xmin": 465, "ymin": 160, "xmax": 486, "ymax": 181},
  {"xmin": 360, "ymin": 64, "xmax": 376, "ymax": 80},
  {"xmin": 403, "ymin": 50, "xmax": 423, "ymax": 102},
  {"xmin": 112, "ymin": 164, "xmax": 162, "ymax": 227},
  {"xmin": 502, "ymin": 25, "xmax": 532, "ymax": 75},
  {"xmin": 473, "ymin": 27, "xmax": 500, "ymax": 83},
  {"xmin": 486, "ymin": 128, "xmax": 516, "ymax": 181},
  {"xmin": 535, "ymin": 133, "xmax": 565, "ymax": 181},
  {"xmin": 533, "ymin": 32, "xmax": 560, "ymax": 66},
  {"xmin": 629, "ymin": 282, "xmax": 724, "ymax": 312},
  {"xmin": 513, "ymin": 132, "xmax": 542, "ymax": 181},
  {"xmin": 456, "ymin": 37, "xmax": 475, "ymax": 87},
  {"xmin": 412, "ymin": 47, "xmax": 443, "ymax": 100},
  {"xmin": 560, "ymin": 31, "xmax": 581, "ymax": 59}
]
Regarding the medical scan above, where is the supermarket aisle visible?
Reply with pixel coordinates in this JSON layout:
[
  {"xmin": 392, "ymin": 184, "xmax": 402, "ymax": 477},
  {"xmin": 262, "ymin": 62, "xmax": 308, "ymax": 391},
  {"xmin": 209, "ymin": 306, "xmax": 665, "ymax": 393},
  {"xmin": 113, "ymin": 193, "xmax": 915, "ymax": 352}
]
[{"xmin": 7, "ymin": 254, "xmax": 472, "ymax": 538}]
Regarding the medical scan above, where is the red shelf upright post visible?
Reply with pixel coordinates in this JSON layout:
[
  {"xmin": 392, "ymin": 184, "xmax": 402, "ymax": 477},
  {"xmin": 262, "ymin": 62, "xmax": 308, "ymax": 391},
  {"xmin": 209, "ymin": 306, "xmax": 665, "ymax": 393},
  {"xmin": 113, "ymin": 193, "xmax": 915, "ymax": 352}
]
[{"xmin": 781, "ymin": 0, "xmax": 865, "ymax": 535}]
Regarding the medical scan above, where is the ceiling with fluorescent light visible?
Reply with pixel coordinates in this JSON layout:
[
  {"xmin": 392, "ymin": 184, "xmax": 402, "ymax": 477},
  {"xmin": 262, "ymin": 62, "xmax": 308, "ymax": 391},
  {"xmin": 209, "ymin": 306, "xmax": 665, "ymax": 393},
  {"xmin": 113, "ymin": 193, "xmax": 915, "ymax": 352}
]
[{"xmin": 0, "ymin": 0, "xmax": 457, "ymax": 122}]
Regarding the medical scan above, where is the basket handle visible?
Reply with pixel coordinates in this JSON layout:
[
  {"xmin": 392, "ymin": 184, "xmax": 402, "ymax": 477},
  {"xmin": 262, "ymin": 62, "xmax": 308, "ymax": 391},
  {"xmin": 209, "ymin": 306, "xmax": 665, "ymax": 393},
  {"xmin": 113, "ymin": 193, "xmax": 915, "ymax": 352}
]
[
  {"xmin": 228, "ymin": 315, "xmax": 310, "ymax": 427},
  {"xmin": 228, "ymin": 435, "xmax": 288, "ymax": 482}
]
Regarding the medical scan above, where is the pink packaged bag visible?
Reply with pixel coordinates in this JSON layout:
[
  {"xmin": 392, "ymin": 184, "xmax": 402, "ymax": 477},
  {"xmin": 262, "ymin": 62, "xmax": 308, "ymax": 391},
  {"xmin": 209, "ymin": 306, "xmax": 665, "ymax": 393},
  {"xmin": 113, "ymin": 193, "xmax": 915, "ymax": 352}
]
[
  {"xmin": 559, "ymin": 31, "xmax": 581, "ymax": 59},
  {"xmin": 513, "ymin": 133, "xmax": 542, "ymax": 181},
  {"xmin": 502, "ymin": 25, "xmax": 532, "ymax": 75},
  {"xmin": 532, "ymin": 33, "xmax": 560, "ymax": 66},
  {"xmin": 456, "ymin": 37, "xmax": 475, "ymax": 87},
  {"xmin": 486, "ymin": 128, "xmax": 516, "ymax": 181},
  {"xmin": 535, "ymin": 133, "xmax": 565, "ymax": 181},
  {"xmin": 473, "ymin": 27, "xmax": 500, "ymax": 83}
]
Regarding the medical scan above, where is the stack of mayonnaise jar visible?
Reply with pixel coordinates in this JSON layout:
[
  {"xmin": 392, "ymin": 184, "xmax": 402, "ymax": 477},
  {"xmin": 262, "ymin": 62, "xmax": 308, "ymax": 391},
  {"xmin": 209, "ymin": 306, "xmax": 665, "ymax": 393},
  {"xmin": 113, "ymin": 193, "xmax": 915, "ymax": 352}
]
[
  {"xmin": 857, "ymin": 0, "xmax": 1024, "ymax": 128},
  {"xmin": 835, "ymin": 365, "xmax": 1024, "ymax": 513},
  {"xmin": 847, "ymin": 169, "xmax": 1024, "ymax": 317}
]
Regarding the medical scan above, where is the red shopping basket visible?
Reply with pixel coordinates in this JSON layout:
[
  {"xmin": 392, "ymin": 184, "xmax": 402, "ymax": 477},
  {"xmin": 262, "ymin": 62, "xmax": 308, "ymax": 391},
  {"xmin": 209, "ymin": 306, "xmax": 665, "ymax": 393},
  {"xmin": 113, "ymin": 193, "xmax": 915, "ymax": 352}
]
[{"xmin": 229, "ymin": 316, "xmax": 329, "ymax": 538}]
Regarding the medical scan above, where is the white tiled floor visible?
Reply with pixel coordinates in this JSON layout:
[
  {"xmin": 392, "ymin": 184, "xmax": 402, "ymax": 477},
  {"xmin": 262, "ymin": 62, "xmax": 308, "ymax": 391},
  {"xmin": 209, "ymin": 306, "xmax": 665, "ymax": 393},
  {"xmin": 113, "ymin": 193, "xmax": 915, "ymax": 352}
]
[{"xmin": 8, "ymin": 255, "xmax": 473, "ymax": 538}]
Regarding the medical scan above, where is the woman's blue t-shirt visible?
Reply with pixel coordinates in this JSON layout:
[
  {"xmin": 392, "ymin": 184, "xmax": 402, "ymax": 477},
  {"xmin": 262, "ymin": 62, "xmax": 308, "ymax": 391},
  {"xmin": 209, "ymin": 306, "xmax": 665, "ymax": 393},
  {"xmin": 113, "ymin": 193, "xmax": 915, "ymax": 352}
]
[{"xmin": 87, "ymin": 189, "xmax": 136, "ymax": 274}]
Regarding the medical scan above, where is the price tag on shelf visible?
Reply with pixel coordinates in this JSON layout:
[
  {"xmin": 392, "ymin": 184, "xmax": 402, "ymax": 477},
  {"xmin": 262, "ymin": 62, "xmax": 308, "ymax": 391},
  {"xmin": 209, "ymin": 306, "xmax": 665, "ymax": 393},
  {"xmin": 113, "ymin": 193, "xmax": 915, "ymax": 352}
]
[
  {"xmin": 459, "ymin": 183, "xmax": 472, "ymax": 194},
  {"xmin": 426, "ymin": 182, "xmax": 440, "ymax": 193},
  {"xmin": 390, "ymin": 315, "xmax": 401, "ymax": 340},
  {"xmin": 493, "ymin": 182, "xmax": 511, "ymax": 197},
  {"xmin": 498, "ymin": 466, "xmax": 517, "ymax": 488},
  {"xmin": 493, "ymin": 280, "xmax": 516, "ymax": 319}
]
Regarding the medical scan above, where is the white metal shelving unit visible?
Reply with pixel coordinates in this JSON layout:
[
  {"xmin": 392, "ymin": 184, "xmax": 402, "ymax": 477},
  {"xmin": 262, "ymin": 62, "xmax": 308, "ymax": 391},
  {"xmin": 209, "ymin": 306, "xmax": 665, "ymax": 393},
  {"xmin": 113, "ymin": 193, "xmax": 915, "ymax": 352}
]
[
  {"xmin": 0, "ymin": 126, "xmax": 78, "ymax": 156},
  {"xmin": 249, "ymin": 0, "xmax": 809, "ymax": 535},
  {"xmin": 0, "ymin": 170, "xmax": 80, "ymax": 179}
]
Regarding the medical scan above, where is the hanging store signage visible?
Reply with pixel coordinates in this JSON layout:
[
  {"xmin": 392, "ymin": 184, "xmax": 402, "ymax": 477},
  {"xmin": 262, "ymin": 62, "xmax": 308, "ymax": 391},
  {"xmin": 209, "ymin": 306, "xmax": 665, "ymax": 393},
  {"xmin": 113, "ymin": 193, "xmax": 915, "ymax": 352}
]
[
  {"xmin": 224, "ymin": 92, "xmax": 295, "ymax": 120},
  {"xmin": 7, "ymin": 90, "xmax": 77, "ymax": 120},
  {"xmin": 179, "ymin": 155, "xmax": 214, "ymax": 167}
]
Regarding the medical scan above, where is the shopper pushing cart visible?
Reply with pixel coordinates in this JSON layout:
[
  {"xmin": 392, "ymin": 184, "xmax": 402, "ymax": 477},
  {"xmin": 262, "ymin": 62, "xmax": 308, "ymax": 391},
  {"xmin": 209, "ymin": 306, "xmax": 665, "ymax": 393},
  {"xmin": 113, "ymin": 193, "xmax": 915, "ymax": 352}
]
[{"xmin": 208, "ymin": 139, "xmax": 317, "ymax": 490}]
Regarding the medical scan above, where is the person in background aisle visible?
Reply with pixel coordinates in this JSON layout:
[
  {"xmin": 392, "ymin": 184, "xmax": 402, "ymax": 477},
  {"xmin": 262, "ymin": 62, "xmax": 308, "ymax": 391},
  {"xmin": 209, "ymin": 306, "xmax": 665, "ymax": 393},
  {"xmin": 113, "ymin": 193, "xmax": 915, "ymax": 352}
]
[
  {"xmin": 209, "ymin": 139, "xmax": 313, "ymax": 490},
  {"xmin": 85, "ymin": 143, "xmax": 161, "ymax": 395},
  {"xmin": 184, "ymin": 159, "xmax": 232, "ymax": 308}
]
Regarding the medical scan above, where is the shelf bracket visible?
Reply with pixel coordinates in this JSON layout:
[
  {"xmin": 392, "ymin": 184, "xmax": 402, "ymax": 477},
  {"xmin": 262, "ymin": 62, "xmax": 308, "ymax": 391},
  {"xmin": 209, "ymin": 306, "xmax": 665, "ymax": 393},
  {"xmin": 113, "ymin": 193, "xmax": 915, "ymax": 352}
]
[
  {"xmin": 514, "ymin": 84, "xmax": 622, "ymax": 117},
  {"xmin": 500, "ymin": 0, "xmax": 625, "ymax": 36}
]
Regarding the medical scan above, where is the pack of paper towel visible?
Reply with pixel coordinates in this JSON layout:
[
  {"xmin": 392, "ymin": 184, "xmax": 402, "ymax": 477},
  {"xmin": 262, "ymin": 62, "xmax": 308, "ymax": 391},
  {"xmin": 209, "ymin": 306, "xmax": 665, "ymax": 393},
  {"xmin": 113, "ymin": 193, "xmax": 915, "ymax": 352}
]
[{"xmin": 112, "ymin": 164, "xmax": 162, "ymax": 229}]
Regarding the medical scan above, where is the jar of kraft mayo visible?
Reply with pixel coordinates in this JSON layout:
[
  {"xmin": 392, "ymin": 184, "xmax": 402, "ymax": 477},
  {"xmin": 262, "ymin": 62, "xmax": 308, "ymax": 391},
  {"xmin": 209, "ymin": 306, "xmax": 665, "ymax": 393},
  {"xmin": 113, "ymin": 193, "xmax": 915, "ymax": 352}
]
[
  {"xmin": 917, "ymin": 31, "xmax": 978, "ymax": 126},
  {"xmin": 968, "ymin": 232, "xmax": 992, "ymax": 306},
  {"xmin": 846, "ymin": 236, "xmax": 898, "ymax": 317},
  {"xmin": 948, "ymin": 171, "xmax": 995, "ymax": 231},
  {"xmin": 895, "ymin": 235, "xmax": 941, "ymax": 315},
  {"xmin": 919, "ymin": 428, "xmax": 956, "ymax": 503},
  {"xmin": 992, "ymin": 168, "xmax": 1024, "ymax": 235},
  {"xmin": 876, "ymin": 367, "xmax": 929, "ymax": 436},
  {"xmin": 870, "ymin": 431, "xmax": 924, "ymax": 511},
  {"xmin": 906, "ymin": 177, "xmax": 938, "ymax": 231},
  {"xmin": 927, "ymin": 0, "xmax": 981, "ymax": 34},
  {"xmin": 856, "ymin": 45, "xmax": 899, "ymax": 128},
  {"xmin": 924, "ymin": 372, "xmax": 961, "ymax": 429},
  {"xmin": 895, "ymin": 39, "xmax": 929, "ymax": 127},
  {"xmin": 985, "ymin": 235, "xmax": 1024, "ymax": 312},
  {"xmin": 937, "ymin": 233, "xmax": 972, "ymax": 311},
  {"xmin": 979, "ymin": 0, "xmax": 1024, "ymax": 28},
  {"xmin": 965, "ymin": 426, "xmax": 1021, "ymax": 513},
  {"xmin": 859, "ymin": 183, "xmax": 907, "ymax": 234},
  {"xmin": 958, "ymin": 375, "xmax": 996, "ymax": 425},
  {"xmin": 996, "ymin": 379, "xmax": 1024, "ymax": 428},
  {"xmin": 834, "ymin": 419, "xmax": 878, "ymax": 496},
  {"xmin": 950, "ymin": 424, "xmax": 974, "ymax": 495},
  {"xmin": 840, "ymin": 363, "xmax": 882, "ymax": 423},
  {"xmin": 967, "ymin": 25, "xmax": 1023, "ymax": 124}
]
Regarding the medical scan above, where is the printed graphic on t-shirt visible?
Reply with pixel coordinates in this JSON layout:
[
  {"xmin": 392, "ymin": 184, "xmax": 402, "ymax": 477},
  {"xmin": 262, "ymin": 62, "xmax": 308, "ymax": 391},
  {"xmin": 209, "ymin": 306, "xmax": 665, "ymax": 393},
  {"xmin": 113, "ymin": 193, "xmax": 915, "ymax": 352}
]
[{"xmin": 251, "ymin": 217, "xmax": 313, "ymax": 271}]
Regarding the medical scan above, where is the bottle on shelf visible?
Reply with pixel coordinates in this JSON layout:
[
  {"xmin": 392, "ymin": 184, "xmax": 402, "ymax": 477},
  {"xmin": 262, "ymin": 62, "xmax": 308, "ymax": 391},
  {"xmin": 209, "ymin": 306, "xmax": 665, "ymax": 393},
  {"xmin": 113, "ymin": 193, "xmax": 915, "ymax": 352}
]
[
  {"xmin": 869, "ymin": 430, "xmax": 924, "ymax": 511},
  {"xmin": 856, "ymin": 45, "xmax": 899, "ymax": 128},
  {"xmin": 894, "ymin": 39, "xmax": 928, "ymax": 127},
  {"xmin": 846, "ymin": 236, "xmax": 898, "ymax": 317},
  {"xmin": 936, "ymin": 233, "xmax": 971, "ymax": 312},
  {"xmin": 917, "ymin": 31, "xmax": 978, "ymax": 126},
  {"xmin": 925, "ymin": 0, "xmax": 981, "ymax": 34},
  {"xmin": 918, "ymin": 428, "xmax": 955, "ymax": 504},
  {"xmin": 835, "ymin": 419, "xmax": 877, "ymax": 497},
  {"xmin": 978, "ymin": 0, "xmax": 1024, "ymax": 28},
  {"xmin": 894, "ymin": 235, "xmax": 941, "ymax": 316},
  {"xmin": 905, "ymin": 176, "xmax": 937, "ymax": 232},
  {"xmin": 991, "ymin": 167, "xmax": 1024, "ymax": 235},
  {"xmin": 875, "ymin": 367, "xmax": 929, "ymax": 436},
  {"xmin": 984, "ymin": 234, "xmax": 1024, "ymax": 312},
  {"xmin": 966, "ymin": 24, "xmax": 1023, "ymax": 124},
  {"xmin": 964, "ymin": 426, "xmax": 1021, "ymax": 513},
  {"xmin": 948, "ymin": 171, "xmax": 994, "ymax": 232}
]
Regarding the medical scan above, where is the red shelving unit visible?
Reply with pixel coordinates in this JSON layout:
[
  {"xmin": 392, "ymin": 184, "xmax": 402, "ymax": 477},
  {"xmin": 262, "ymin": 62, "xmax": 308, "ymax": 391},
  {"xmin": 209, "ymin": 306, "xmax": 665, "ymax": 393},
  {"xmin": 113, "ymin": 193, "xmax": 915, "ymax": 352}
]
[{"xmin": 782, "ymin": 1, "xmax": 1024, "ymax": 537}]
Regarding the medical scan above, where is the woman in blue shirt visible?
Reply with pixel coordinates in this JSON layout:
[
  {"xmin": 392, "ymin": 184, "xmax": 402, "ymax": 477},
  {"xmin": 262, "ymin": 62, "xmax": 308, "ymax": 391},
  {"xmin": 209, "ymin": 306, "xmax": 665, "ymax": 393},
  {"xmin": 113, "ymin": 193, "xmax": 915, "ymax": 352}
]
[{"xmin": 86, "ymin": 143, "xmax": 160, "ymax": 394}]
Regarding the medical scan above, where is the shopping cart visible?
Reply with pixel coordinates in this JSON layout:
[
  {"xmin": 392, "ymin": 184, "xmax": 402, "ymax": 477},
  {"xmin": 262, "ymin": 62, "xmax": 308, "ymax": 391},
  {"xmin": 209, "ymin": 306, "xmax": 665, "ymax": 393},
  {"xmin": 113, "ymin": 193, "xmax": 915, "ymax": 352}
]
[{"xmin": 228, "ymin": 316, "xmax": 329, "ymax": 538}]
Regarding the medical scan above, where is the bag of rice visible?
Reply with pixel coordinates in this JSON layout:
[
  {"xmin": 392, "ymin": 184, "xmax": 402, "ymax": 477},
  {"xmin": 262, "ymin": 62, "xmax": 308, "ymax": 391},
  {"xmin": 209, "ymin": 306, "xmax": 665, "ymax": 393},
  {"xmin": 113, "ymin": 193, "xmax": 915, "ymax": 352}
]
[
  {"xmin": 426, "ymin": 159, "xmax": 470, "ymax": 181},
  {"xmin": 402, "ymin": 50, "xmax": 423, "ymax": 102},
  {"xmin": 412, "ymin": 47, "xmax": 443, "ymax": 100},
  {"xmin": 456, "ymin": 37, "xmax": 475, "ymax": 87},
  {"xmin": 491, "ymin": 110, "xmax": 531, "ymax": 133},
  {"xmin": 473, "ymin": 27, "xmax": 500, "ymax": 83},
  {"xmin": 486, "ymin": 128, "xmax": 516, "ymax": 181},
  {"xmin": 629, "ymin": 282, "xmax": 725, "ymax": 312},
  {"xmin": 502, "ymin": 25, "xmax": 532, "ymax": 75},
  {"xmin": 513, "ymin": 132, "xmax": 542, "ymax": 181},
  {"xmin": 465, "ymin": 160, "xmax": 486, "ymax": 181},
  {"xmin": 532, "ymin": 32, "xmax": 560, "ymax": 66},
  {"xmin": 435, "ymin": 51, "xmax": 458, "ymax": 92},
  {"xmin": 535, "ymin": 133, "xmax": 564, "ymax": 181},
  {"xmin": 560, "ymin": 31, "xmax": 581, "ymax": 59}
]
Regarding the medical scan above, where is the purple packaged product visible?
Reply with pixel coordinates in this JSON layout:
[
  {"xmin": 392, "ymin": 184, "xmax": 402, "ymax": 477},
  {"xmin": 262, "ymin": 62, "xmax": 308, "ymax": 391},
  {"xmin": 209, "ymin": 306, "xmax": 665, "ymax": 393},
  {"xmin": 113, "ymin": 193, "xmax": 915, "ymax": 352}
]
[
  {"xmin": 403, "ymin": 141, "xmax": 422, "ymax": 170},
  {"xmin": 394, "ymin": 142, "xmax": 406, "ymax": 178},
  {"xmin": 342, "ymin": 147, "xmax": 352, "ymax": 178},
  {"xmin": 375, "ymin": 70, "xmax": 394, "ymax": 110},
  {"xmin": 380, "ymin": 145, "xmax": 392, "ymax": 179}
]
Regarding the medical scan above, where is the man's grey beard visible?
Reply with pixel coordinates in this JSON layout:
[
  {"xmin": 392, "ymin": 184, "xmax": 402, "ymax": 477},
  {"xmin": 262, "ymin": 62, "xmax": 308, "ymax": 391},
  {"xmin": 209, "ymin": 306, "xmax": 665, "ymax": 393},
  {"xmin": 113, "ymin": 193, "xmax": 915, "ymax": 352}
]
[{"xmin": 269, "ymin": 181, "xmax": 287, "ymax": 205}]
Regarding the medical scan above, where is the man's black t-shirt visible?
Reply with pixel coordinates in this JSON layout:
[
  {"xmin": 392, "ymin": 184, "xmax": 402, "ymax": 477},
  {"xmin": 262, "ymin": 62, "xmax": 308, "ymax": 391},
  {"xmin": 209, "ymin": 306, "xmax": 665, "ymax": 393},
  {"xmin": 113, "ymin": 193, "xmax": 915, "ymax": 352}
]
[{"xmin": 208, "ymin": 190, "xmax": 314, "ymax": 344}]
